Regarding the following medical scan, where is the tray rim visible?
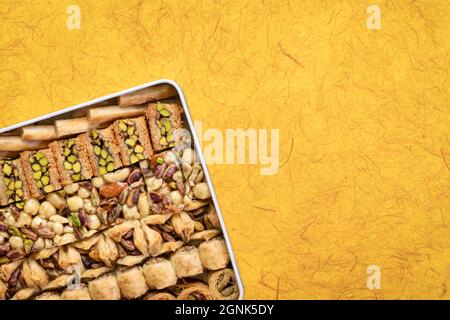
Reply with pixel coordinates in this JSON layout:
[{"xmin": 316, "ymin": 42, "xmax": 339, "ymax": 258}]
[{"xmin": 0, "ymin": 79, "xmax": 245, "ymax": 300}]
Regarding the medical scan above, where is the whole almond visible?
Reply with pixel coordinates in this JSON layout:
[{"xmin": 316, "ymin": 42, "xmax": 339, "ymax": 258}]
[{"xmin": 100, "ymin": 182, "xmax": 128, "ymax": 198}]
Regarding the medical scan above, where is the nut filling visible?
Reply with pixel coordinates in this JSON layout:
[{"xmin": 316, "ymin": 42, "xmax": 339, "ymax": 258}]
[
  {"xmin": 155, "ymin": 103, "xmax": 176, "ymax": 149},
  {"xmin": 0, "ymin": 160, "xmax": 26, "ymax": 208},
  {"xmin": 90, "ymin": 130, "xmax": 116, "ymax": 175},
  {"xmin": 117, "ymin": 120, "xmax": 145, "ymax": 164},
  {"xmin": 29, "ymin": 152, "xmax": 53, "ymax": 194},
  {"xmin": 61, "ymin": 139, "xmax": 82, "ymax": 182}
]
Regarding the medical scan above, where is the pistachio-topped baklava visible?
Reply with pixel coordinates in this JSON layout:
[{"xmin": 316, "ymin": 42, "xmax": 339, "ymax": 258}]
[
  {"xmin": 79, "ymin": 128, "xmax": 122, "ymax": 176},
  {"xmin": 146, "ymin": 102, "xmax": 183, "ymax": 151},
  {"xmin": 112, "ymin": 117, "xmax": 153, "ymax": 166},
  {"xmin": 20, "ymin": 150, "xmax": 61, "ymax": 198},
  {"xmin": 0, "ymin": 159, "xmax": 29, "ymax": 207},
  {"xmin": 49, "ymin": 137, "xmax": 93, "ymax": 185}
]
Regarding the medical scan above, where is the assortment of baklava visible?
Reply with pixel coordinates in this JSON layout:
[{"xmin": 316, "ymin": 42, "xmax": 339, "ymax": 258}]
[{"xmin": 0, "ymin": 85, "xmax": 239, "ymax": 300}]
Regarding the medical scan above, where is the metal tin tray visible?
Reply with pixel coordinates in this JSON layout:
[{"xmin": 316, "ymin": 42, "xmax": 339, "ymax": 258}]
[{"xmin": 0, "ymin": 79, "xmax": 244, "ymax": 300}]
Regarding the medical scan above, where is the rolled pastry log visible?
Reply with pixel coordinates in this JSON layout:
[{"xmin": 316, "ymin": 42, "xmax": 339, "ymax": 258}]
[
  {"xmin": 143, "ymin": 258, "xmax": 178, "ymax": 289},
  {"xmin": 55, "ymin": 117, "xmax": 97, "ymax": 138},
  {"xmin": 116, "ymin": 267, "xmax": 148, "ymax": 299},
  {"xmin": 118, "ymin": 84, "xmax": 177, "ymax": 107},
  {"xmin": 88, "ymin": 274, "xmax": 121, "ymax": 300},
  {"xmin": 88, "ymin": 105, "xmax": 147, "ymax": 124},
  {"xmin": 170, "ymin": 246, "xmax": 203, "ymax": 278},
  {"xmin": 198, "ymin": 238, "xmax": 230, "ymax": 270},
  {"xmin": 61, "ymin": 285, "xmax": 92, "ymax": 300},
  {"xmin": 21, "ymin": 125, "xmax": 58, "ymax": 141},
  {"xmin": 0, "ymin": 136, "xmax": 47, "ymax": 152}
]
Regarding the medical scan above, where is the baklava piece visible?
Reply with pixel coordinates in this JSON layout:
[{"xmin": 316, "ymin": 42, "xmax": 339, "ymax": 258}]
[
  {"xmin": 61, "ymin": 285, "xmax": 92, "ymax": 300},
  {"xmin": 88, "ymin": 274, "xmax": 121, "ymax": 300},
  {"xmin": 143, "ymin": 258, "xmax": 178, "ymax": 290},
  {"xmin": 146, "ymin": 102, "xmax": 184, "ymax": 151},
  {"xmin": 49, "ymin": 137, "xmax": 93, "ymax": 185},
  {"xmin": 112, "ymin": 117, "xmax": 153, "ymax": 166},
  {"xmin": 170, "ymin": 246, "xmax": 204, "ymax": 278},
  {"xmin": 79, "ymin": 127, "xmax": 122, "ymax": 176},
  {"xmin": 0, "ymin": 159, "xmax": 29, "ymax": 207},
  {"xmin": 21, "ymin": 149, "xmax": 61, "ymax": 198},
  {"xmin": 116, "ymin": 267, "xmax": 148, "ymax": 299},
  {"xmin": 198, "ymin": 238, "xmax": 230, "ymax": 270}
]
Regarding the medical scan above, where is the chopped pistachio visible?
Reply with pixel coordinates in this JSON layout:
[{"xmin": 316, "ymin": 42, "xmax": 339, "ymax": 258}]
[
  {"xmin": 130, "ymin": 154, "xmax": 139, "ymax": 164},
  {"xmin": 70, "ymin": 212, "xmax": 81, "ymax": 227},
  {"xmin": 73, "ymin": 162, "xmax": 81, "ymax": 173},
  {"xmin": 64, "ymin": 161, "xmax": 73, "ymax": 170},
  {"xmin": 67, "ymin": 155, "xmax": 76, "ymax": 164},
  {"xmin": 159, "ymin": 109, "xmax": 170, "ymax": 117},
  {"xmin": 41, "ymin": 176, "xmax": 50, "ymax": 186},
  {"xmin": 135, "ymin": 145, "xmax": 144, "ymax": 153},
  {"xmin": 106, "ymin": 163, "xmax": 115, "ymax": 172},
  {"xmin": 119, "ymin": 121, "xmax": 127, "ymax": 132},
  {"xmin": 34, "ymin": 171, "xmax": 42, "ymax": 181},
  {"xmin": 39, "ymin": 157, "xmax": 48, "ymax": 166},
  {"xmin": 2, "ymin": 163, "xmax": 11, "ymax": 176}
]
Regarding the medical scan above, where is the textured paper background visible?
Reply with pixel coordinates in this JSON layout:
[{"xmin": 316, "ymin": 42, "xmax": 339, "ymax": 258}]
[{"xmin": 1, "ymin": 0, "xmax": 450, "ymax": 299}]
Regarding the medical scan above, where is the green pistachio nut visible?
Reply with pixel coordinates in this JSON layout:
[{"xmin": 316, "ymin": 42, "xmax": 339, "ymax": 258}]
[
  {"xmin": 2, "ymin": 163, "xmax": 11, "ymax": 176},
  {"xmin": 106, "ymin": 162, "xmax": 115, "ymax": 172},
  {"xmin": 41, "ymin": 175, "xmax": 50, "ymax": 186},
  {"xmin": 72, "ymin": 162, "xmax": 81, "ymax": 173},
  {"xmin": 94, "ymin": 145, "xmax": 101, "ymax": 156},
  {"xmin": 64, "ymin": 161, "xmax": 73, "ymax": 170},
  {"xmin": 118, "ymin": 121, "xmax": 127, "ymax": 132}
]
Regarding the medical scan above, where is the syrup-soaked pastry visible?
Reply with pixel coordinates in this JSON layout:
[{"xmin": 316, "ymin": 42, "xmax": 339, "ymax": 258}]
[
  {"xmin": 20, "ymin": 149, "xmax": 61, "ymax": 198},
  {"xmin": 49, "ymin": 137, "xmax": 93, "ymax": 185},
  {"xmin": 0, "ymin": 159, "xmax": 29, "ymax": 207},
  {"xmin": 112, "ymin": 117, "xmax": 153, "ymax": 166},
  {"xmin": 146, "ymin": 102, "xmax": 184, "ymax": 151},
  {"xmin": 170, "ymin": 246, "xmax": 203, "ymax": 278},
  {"xmin": 88, "ymin": 274, "xmax": 121, "ymax": 300},
  {"xmin": 78, "ymin": 127, "xmax": 122, "ymax": 176},
  {"xmin": 116, "ymin": 267, "xmax": 148, "ymax": 299},
  {"xmin": 143, "ymin": 258, "xmax": 178, "ymax": 290},
  {"xmin": 198, "ymin": 238, "xmax": 230, "ymax": 270}
]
